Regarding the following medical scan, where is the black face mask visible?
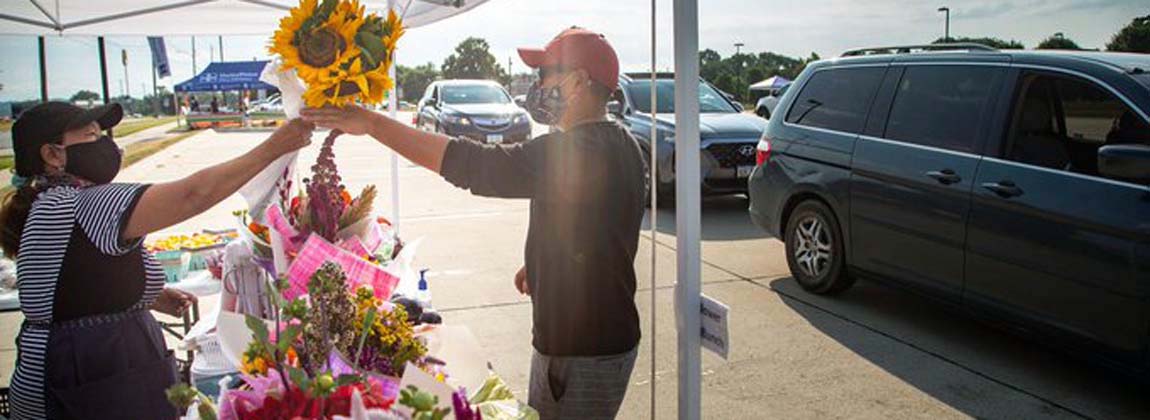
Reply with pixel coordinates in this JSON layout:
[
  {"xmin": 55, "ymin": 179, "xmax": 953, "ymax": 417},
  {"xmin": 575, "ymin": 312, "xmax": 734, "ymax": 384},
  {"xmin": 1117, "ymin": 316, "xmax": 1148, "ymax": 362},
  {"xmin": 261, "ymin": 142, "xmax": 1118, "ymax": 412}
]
[{"xmin": 63, "ymin": 135, "xmax": 122, "ymax": 184}]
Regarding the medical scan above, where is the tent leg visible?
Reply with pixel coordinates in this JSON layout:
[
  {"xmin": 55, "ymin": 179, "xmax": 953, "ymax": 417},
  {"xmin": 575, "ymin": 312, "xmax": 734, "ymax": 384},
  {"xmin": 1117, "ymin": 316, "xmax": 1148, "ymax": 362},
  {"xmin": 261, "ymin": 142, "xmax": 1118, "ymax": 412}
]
[
  {"xmin": 38, "ymin": 36, "xmax": 48, "ymax": 102},
  {"xmin": 387, "ymin": 18, "xmax": 400, "ymax": 234},
  {"xmin": 673, "ymin": 0, "xmax": 702, "ymax": 418}
]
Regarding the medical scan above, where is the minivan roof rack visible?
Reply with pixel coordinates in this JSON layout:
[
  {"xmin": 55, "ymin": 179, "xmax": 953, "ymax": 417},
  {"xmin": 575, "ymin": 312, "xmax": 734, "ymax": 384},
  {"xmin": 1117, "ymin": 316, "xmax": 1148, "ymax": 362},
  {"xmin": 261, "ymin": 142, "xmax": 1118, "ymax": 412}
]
[{"xmin": 841, "ymin": 43, "xmax": 997, "ymax": 57}]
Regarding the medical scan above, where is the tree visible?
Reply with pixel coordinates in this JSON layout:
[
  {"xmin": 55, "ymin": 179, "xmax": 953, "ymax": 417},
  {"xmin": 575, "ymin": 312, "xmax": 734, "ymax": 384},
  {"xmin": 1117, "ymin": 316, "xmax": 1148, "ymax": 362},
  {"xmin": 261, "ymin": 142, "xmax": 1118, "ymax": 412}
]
[
  {"xmin": 1037, "ymin": 33, "xmax": 1081, "ymax": 50},
  {"xmin": 70, "ymin": 90, "xmax": 101, "ymax": 102},
  {"xmin": 1107, "ymin": 15, "xmax": 1150, "ymax": 53},
  {"xmin": 698, "ymin": 49, "xmax": 808, "ymax": 103},
  {"xmin": 397, "ymin": 63, "xmax": 441, "ymax": 103},
  {"xmin": 933, "ymin": 36, "xmax": 1025, "ymax": 49},
  {"xmin": 441, "ymin": 38, "xmax": 507, "ymax": 82}
]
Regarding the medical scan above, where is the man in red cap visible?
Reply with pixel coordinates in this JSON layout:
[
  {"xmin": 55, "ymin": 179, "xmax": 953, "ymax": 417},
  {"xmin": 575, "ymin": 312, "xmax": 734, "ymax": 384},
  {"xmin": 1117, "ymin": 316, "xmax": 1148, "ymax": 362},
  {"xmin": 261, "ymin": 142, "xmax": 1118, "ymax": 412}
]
[{"xmin": 304, "ymin": 26, "xmax": 645, "ymax": 418}]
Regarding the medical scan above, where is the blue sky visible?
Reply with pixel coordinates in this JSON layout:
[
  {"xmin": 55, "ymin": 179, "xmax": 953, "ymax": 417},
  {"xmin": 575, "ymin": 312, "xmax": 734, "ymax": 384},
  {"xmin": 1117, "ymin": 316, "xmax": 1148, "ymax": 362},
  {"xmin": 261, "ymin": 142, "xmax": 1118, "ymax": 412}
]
[{"xmin": 0, "ymin": 0, "xmax": 1145, "ymax": 102}]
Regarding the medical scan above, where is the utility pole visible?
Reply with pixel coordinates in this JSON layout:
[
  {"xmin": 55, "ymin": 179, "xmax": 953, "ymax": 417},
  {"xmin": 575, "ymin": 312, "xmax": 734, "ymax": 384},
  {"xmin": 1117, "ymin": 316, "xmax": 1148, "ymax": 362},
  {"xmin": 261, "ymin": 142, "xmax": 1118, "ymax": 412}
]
[
  {"xmin": 218, "ymin": 35, "xmax": 224, "ymax": 61},
  {"xmin": 734, "ymin": 42, "xmax": 744, "ymax": 55},
  {"xmin": 122, "ymin": 49, "xmax": 130, "ymax": 99},
  {"xmin": 938, "ymin": 6, "xmax": 951, "ymax": 41}
]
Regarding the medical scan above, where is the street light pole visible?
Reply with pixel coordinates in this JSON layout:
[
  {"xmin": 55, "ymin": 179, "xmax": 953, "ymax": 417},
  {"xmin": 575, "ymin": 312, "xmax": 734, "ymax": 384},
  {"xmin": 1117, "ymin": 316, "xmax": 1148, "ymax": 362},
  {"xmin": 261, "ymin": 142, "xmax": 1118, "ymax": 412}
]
[
  {"xmin": 937, "ymin": 6, "xmax": 950, "ymax": 41},
  {"xmin": 734, "ymin": 42, "xmax": 744, "ymax": 55}
]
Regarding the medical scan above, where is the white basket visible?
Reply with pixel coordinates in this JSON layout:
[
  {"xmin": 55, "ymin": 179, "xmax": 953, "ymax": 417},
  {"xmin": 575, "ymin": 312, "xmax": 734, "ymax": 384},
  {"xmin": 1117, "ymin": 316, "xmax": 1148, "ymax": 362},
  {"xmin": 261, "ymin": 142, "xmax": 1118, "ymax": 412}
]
[{"xmin": 190, "ymin": 332, "xmax": 237, "ymax": 380}]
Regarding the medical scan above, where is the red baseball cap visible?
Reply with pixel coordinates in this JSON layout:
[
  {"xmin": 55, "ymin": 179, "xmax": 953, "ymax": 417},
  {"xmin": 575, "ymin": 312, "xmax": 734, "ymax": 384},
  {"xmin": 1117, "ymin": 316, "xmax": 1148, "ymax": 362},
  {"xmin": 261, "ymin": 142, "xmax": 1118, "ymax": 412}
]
[{"xmin": 518, "ymin": 27, "xmax": 619, "ymax": 91}]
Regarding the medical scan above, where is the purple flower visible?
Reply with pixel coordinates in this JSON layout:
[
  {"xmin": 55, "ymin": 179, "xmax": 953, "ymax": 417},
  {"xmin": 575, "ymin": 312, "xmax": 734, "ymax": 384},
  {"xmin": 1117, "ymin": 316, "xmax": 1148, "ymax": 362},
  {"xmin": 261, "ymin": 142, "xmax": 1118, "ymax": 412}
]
[{"xmin": 452, "ymin": 387, "xmax": 482, "ymax": 420}]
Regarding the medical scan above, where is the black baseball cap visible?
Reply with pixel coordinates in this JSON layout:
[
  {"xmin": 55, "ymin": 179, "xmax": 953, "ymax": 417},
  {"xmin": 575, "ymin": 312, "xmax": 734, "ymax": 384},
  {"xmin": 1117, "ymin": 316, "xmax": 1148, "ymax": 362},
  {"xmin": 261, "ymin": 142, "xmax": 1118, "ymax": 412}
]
[{"xmin": 11, "ymin": 102, "xmax": 123, "ymax": 177}]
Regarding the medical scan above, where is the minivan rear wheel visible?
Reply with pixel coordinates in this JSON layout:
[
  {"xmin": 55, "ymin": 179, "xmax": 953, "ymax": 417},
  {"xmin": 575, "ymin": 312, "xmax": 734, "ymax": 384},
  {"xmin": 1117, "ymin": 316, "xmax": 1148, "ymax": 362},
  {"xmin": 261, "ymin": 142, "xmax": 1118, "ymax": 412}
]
[{"xmin": 785, "ymin": 200, "xmax": 854, "ymax": 295}]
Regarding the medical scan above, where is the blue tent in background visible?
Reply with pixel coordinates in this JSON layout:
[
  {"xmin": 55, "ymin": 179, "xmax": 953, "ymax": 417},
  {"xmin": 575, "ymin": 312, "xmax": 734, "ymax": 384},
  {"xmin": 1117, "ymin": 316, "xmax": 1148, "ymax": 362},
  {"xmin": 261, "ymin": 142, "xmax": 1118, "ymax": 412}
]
[{"xmin": 174, "ymin": 60, "xmax": 275, "ymax": 92}]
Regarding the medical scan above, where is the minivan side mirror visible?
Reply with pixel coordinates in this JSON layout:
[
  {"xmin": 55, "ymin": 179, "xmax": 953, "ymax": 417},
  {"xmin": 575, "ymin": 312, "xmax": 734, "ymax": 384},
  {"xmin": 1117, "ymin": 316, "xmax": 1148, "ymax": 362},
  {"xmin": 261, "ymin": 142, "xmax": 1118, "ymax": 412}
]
[
  {"xmin": 732, "ymin": 102, "xmax": 745, "ymax": 112},
  {"xmin": 1098, "ymin": 144, "xmax": 1150, "ymax": 183},
  {"xmin": 606, "ymin": 100, "xmax": 624, "ymax": 117}
]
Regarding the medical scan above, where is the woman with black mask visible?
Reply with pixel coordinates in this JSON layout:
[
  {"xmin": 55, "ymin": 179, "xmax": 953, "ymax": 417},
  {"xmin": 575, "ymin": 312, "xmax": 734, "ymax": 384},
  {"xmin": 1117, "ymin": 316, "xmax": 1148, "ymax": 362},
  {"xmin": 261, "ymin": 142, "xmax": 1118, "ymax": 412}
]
[{"xmin": 1, "ymin": 101, "xmax": 313, "ymax": 419}]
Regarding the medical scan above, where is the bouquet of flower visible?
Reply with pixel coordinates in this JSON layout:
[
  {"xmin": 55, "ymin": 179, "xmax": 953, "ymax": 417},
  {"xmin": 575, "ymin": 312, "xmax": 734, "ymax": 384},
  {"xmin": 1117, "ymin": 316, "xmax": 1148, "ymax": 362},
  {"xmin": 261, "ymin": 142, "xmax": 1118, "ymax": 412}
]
[{"xmin": 169, "ymin": 262, "xmax": 479, "ymax": 420}]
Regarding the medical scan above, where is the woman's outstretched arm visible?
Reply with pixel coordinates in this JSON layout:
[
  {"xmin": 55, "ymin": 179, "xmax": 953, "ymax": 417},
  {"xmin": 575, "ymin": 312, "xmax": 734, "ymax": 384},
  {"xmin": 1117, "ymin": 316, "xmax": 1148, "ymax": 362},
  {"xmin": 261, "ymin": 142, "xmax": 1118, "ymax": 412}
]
[{"xmin": 122, "ymin": 119, "xmax": 314, "ymax": 239}]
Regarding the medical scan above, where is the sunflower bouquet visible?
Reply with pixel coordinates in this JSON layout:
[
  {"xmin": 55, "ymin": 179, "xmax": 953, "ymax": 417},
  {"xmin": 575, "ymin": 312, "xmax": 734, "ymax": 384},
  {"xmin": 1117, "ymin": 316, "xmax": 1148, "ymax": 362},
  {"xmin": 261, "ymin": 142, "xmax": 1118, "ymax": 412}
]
[{"xmin": 270, "ymin": 0, "xmax": 404, "ymax": 108}]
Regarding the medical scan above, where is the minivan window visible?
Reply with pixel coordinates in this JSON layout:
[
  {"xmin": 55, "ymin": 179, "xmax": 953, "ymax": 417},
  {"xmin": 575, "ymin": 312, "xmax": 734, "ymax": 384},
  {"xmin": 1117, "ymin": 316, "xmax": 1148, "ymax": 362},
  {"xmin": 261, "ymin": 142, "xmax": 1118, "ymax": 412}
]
[
  {"xmin": 1006, "ymin": 72, "xmax": 1150, "ymax": 177},
  {"xmin": 884, "ymin": 66, "xmax": 1003, "ymax": 153},
  {"xmin": 785, "ymin": 67, "xmax": 885, "ymax": 133}
]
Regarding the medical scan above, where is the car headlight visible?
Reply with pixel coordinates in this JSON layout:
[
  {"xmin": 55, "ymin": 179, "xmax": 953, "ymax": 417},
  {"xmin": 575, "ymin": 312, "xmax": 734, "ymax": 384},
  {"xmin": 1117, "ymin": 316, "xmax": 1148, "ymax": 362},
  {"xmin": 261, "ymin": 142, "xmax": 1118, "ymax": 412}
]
[
  {"xmin": 513, "ymin": 114, "xmax": 526, "ymax": 124},
  {"xmin": 445, "ymin": 114, "xmax": 471, "ymax": 125}
]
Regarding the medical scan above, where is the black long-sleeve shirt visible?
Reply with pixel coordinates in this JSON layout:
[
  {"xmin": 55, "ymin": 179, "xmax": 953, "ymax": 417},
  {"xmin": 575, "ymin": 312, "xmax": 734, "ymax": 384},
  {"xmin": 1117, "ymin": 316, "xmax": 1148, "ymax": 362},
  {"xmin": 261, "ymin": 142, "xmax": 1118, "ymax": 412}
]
[{"xmin": 440, "ymin": 120, "xmax": 645, "ymax": 356}]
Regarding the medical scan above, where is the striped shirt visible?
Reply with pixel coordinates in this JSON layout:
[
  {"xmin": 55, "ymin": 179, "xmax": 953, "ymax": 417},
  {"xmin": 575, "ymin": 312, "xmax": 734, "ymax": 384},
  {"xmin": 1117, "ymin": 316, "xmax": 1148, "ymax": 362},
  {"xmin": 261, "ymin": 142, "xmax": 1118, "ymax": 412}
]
[{"xmin": 10, "ymin": 183, "xmax": 164, "ymax": 419}]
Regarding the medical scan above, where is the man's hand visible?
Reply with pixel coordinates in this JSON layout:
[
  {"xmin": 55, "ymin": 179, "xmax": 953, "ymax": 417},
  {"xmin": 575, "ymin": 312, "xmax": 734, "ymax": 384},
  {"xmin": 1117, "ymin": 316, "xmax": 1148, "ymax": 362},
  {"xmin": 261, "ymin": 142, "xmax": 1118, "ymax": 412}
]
[
  {"xmin": 152, "ymin": 287, "xmax": 197, "ymax": 317},
  {"xmin": 300, "ymin": 105, "xmax": 381, "ymax": 136},
  {"xmin": 515, "ymin": 265, "xmax": 530, "ymax": 296}
]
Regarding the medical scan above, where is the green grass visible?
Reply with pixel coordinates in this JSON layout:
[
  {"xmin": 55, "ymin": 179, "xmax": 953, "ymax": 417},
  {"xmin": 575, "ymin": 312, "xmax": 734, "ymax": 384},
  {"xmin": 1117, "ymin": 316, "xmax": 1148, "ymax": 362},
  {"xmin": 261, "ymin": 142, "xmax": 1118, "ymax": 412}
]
[{"xmin": 115, "ymin": 116, "xmax": 177, "ymax": 137}]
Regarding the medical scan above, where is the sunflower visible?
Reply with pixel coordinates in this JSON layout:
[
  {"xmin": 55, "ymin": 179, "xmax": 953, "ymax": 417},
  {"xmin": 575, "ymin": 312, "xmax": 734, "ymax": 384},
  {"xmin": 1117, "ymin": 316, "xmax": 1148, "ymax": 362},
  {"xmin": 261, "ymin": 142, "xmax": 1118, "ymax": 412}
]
[
  {"xmin": 269, "ymin": 0, "xmax": 364, "ymax": 86},
  {"xmin": 270, "ymin": 0, "xmax": 403, "ymax": 108}
]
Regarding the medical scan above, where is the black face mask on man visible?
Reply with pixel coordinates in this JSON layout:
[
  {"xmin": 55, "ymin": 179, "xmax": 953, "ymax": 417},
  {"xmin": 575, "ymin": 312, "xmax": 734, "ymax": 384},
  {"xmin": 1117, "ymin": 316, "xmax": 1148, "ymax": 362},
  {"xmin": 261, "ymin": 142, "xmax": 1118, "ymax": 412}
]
[{"xmin": 61, "ymin": 135, "xmax": 122, "ymax": 184}]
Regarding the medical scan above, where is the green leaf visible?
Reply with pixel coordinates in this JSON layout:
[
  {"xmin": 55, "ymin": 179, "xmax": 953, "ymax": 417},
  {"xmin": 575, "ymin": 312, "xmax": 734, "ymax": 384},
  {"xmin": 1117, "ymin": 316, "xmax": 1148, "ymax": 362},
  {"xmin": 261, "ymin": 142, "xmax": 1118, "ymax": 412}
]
[
  {"xmin": 355, "ymin": 32, "xmax": 387, "ymax": 65},
  {"xmin": 277, "ymin": 324, "xmax": 302, "ymax": 354},
  {"xmin": 245, "ymin": 314, "xmax": 271, "ymax": 349},
  {"xmin": 287, "ymin": 366, "xmax": 311, "ymax": 393},
  {"xmin": 336, "ymin": 374, "xmax": 362, "ymax": 387}
]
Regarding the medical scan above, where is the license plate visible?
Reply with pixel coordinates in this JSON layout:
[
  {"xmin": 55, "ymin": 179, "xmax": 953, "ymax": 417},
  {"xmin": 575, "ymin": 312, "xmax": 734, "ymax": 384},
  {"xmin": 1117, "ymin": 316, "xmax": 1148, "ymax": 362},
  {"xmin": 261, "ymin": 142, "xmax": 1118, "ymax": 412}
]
[
  {"xmin": 486, "ymin": 134, "xmax": 503, "ymax": 144},
  {"xmin": 737, "ymin": 165, "xmax": 754, "ymax": 178}
]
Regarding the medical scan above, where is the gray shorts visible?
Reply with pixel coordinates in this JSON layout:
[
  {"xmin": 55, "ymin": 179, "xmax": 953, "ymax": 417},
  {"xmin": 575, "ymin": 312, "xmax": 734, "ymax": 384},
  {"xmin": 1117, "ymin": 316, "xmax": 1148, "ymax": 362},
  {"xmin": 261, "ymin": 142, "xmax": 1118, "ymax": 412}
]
[{"xmin": 529, "ymin": 347, "xmax": 638, "ymax": 420}]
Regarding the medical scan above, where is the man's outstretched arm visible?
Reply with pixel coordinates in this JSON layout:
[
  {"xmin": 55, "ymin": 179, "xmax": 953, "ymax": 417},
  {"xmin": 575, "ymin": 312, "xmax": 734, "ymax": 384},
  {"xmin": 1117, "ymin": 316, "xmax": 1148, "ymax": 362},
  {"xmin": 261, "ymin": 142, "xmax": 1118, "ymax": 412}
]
[{"xmin": 302, "ymin": 105, "xmax": 537, "ymax": 198}]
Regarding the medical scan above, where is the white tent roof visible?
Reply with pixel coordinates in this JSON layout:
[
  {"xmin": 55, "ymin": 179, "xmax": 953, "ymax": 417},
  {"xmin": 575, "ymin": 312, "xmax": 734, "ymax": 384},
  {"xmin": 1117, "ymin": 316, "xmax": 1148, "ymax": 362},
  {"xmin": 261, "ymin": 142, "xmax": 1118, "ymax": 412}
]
[{"xmin": 0, "ymin": 0, "xmax": 487, "ymax": 35}]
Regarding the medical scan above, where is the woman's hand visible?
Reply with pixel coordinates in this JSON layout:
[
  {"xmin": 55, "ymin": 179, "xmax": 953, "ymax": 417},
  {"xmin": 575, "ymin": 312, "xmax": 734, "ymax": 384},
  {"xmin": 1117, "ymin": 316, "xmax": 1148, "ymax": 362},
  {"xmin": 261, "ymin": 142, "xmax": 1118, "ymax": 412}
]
[
  {"xmin": 152, "ymin": 287, "xmax": 198, "ymax": 317},
  {"xmin": 264, "ymin": 118, "xmax": 316, "ymax": 156},
  {"xmin": 514, "ymin": 265, "xmax": 530, "ymax": 296},
  {"xmin": 301, "ymin": 106, "xmax": 381, "ymax": 136}
]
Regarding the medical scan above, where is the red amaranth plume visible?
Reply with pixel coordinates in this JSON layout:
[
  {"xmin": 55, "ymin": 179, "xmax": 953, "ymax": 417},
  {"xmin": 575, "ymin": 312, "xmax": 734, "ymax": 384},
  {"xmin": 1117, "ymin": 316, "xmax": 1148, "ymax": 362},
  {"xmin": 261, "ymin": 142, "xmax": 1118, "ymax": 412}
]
[{"xmin": 306, "ymin": 129, "xmax": 345, "ymax": 242}]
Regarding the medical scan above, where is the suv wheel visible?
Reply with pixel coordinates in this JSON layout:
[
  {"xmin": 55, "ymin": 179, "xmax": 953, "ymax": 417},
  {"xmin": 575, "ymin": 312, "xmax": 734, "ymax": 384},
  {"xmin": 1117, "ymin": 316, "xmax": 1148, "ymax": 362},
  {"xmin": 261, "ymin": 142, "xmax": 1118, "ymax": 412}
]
[
  {"xmin": 756, "ymin": 107, "xmax": 771, "ymax": 119},
  {"xmin": 784, "ymin": 200, "xmax": 854, "ymax": 294},
  {"xmin": 639, "ymin": 144, "xmax": 674, "ymax": 208}
]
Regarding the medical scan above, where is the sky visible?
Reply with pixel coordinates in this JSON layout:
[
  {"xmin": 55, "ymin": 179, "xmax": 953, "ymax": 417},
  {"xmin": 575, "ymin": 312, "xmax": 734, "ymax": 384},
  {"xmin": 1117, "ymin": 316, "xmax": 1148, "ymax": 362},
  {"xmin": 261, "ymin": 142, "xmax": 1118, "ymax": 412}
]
[{"xmin": 0, "ymin": 0, "xmax": 1146, "ymax": 102}]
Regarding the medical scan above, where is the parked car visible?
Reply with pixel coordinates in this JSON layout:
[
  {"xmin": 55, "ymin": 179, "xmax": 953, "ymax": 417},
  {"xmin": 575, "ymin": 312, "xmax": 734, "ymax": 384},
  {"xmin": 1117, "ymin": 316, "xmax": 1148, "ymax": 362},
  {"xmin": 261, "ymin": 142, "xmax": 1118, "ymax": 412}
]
[
  {"xmin": 415, "ymin": 80, "xmax": 531, "ymax": 144},
  {"xmin": 251, "ymin": 95, "xmax": 283, "ymax": 112},
  {"xmin": 748, "ymin": 44, "xmax": 1150, "ymax": 375},
  {"xmin": 610, "ymin": 72, "xmax": 769, "ymax": 203},
  {"xmin": 754, "ymin": 83, "xmax": 790, "ymax": 119}
]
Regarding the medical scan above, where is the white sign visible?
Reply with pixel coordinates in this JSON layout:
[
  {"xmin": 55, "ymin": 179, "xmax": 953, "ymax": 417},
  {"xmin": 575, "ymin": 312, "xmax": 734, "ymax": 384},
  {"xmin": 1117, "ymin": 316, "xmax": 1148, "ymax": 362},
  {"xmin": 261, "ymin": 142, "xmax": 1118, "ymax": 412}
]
[{"xmin": 700, "ymin": 293, "xmax": 730, "ymax": 359}]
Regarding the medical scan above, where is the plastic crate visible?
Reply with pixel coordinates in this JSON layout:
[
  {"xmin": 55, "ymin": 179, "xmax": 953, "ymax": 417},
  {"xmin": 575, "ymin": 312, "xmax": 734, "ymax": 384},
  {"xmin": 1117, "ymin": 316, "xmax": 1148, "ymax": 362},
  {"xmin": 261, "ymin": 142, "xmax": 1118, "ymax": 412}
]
[
  {"xmin": 1, "ymin": 386, "xmax": 10, "ymax": 418},
  {"xmin": 154, "ymin": 249, "xmax": 190, "ymax": 283}
]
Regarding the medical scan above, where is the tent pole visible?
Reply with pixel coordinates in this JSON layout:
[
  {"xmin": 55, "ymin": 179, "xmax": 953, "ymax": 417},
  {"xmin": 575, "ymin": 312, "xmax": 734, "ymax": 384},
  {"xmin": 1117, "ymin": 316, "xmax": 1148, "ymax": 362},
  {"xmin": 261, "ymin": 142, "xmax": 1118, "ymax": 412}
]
[
  {"xmin": 648, "ymin": 0, "xmax": 659, "ymax": 417},
  {"xmin": 673, "ymin": 0, "xmax": 702, "ymax": 418},
  {"xmin": 388, "ymin": 0, "xmax": 400, "ymax": 233},
  {"xmin": 38, "ymin": 36, "xmax": 48, "ymax": 102}
]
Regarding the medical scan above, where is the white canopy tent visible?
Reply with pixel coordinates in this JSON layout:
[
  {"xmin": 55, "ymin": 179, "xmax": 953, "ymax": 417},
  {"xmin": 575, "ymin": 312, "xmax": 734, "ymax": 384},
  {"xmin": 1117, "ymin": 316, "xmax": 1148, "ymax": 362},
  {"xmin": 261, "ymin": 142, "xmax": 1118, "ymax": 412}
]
[
  {"xmin": 1, "ymin": 0, "xmax": 708, "ymax": 418},
  {"xmin": 0, "ymin": 0, "xmax": 486, "ymax": 35},
  {"xmin": 749, "ymin": 75, "xmax": 791, "ymax": 92}
]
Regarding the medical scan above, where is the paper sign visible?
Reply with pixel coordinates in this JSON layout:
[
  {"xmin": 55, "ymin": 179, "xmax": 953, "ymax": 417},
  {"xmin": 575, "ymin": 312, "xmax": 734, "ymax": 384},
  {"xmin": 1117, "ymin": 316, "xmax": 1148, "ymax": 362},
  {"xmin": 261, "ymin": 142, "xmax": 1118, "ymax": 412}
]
[
  {"xmin": 700, "ymin": 294, "xmax": 730, "ymax": 359},
  {"xmin": 397, "ymin": 361, "xmax": 458, "ymax": 419}
]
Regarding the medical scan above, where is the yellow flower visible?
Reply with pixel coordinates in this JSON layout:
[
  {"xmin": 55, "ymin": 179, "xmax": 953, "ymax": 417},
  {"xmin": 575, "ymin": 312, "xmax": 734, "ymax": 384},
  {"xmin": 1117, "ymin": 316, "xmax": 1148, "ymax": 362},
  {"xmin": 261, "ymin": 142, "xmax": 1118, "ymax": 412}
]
[
  {"xmin": 241, "ymin": 354, "xmax": 271, "ymax": 375},
  {"xmin": 269, "ymin": 0, "xmax": 364, "ymax": 86}
]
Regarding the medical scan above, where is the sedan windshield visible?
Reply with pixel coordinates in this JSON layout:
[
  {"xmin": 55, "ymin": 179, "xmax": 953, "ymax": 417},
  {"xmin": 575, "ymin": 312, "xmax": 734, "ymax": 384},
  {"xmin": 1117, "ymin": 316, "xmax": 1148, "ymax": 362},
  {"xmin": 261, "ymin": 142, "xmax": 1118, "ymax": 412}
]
[
  {"xmin": 624, "ymin": 80, "xmax": 738, "ymax": 114},
  {"xmin": 441, "ymin": 85, "xmax": 511, "ymax": 105}
]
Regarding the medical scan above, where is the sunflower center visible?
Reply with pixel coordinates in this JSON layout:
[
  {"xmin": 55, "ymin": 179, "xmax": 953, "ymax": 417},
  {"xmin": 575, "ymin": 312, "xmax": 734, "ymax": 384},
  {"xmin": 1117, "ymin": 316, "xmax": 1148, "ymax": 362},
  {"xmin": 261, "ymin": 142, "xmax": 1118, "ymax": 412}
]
[{"xmin": 298, "ymin": 27, "xmax": 345, "ymax": 68}]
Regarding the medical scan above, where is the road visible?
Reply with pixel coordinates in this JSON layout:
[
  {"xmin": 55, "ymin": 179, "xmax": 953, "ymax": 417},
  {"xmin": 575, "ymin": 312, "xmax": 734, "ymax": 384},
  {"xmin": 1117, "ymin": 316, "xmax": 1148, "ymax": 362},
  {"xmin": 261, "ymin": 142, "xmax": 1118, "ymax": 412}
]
[{"xmin": 1, "ymin": 112, "xmax": 1147, "ymax": 419}]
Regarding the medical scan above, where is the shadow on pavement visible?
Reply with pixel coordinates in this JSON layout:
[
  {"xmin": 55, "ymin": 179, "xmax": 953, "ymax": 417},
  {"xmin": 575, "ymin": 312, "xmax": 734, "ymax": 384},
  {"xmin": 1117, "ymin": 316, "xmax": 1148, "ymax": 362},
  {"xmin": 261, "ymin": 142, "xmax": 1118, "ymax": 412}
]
[
  {"xmin": 642, "ymin": 194, "xmax": 768, "ymax": 241},
  {"xmin": 767, "ymin": 276, "xmax": 1150, "ymax": 420}
]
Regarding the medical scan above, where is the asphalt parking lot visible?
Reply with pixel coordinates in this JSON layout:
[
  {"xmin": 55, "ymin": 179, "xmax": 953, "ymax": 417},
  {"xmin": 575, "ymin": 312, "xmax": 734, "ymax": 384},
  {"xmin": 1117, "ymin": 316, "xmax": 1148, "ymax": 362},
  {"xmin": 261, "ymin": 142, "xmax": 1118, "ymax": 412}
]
[{"xmin": 1, "ymin": 115, "xmax": 1147, "ymax": 419}]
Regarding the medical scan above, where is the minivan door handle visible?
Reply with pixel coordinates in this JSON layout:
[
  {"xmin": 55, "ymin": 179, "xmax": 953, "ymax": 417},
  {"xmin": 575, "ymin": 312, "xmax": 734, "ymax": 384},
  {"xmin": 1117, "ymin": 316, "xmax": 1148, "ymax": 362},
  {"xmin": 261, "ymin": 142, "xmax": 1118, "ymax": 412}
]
[
  {"xmin": 926, "ymin": 169, "xmax": 962, "ymax": 185},
  {"xmin": 981, "ymin": 181, "xmax": 1024, "ymax": 198}
]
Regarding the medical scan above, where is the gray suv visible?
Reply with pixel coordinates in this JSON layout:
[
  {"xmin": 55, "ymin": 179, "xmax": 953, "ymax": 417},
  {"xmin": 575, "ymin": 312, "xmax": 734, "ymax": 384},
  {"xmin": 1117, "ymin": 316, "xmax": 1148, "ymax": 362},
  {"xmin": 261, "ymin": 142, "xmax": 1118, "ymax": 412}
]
[
  {"xmin": 748, "ymin": 44, "xmax": 1150, "ymax": 375},
  {"xmin": 609, "ymin": 72, "xmax": 768, "ymax": 204}
]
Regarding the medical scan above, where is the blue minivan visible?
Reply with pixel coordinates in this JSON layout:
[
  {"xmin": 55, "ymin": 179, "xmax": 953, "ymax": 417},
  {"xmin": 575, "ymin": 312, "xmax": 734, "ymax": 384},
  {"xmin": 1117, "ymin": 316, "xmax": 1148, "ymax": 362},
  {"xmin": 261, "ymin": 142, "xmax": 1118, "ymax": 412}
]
[{"xmin": 748, "ymin": 44, "xmax": 1150, "ymax": 375}]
